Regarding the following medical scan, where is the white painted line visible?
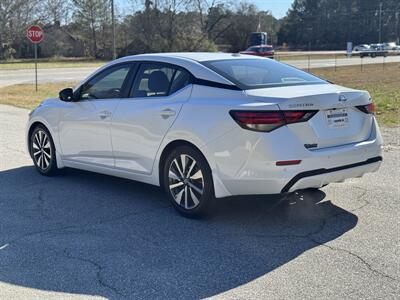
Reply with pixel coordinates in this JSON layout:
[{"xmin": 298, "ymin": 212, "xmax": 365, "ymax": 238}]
[{"xmin": 0, "ymin": 243, "xmax": 9, "ymax": 250}]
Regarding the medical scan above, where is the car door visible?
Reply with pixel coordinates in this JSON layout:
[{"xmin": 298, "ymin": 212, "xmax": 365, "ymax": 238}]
[
  {"xmin": 111, "ymin": 62, "xmax": 192, "ymax": 174},
  {"xmin": 58, "ymin": 63, "xmax": 133, "ymax": 168}
]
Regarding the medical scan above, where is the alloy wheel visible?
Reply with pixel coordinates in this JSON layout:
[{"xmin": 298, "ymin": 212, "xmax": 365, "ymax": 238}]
[
  {"xmin": 32, "ymin": 130, "xmax": 52, "ymax": 170},
  {"xmin": 168, "ymin": 154, "xmax": 204, "ymax": 210}
]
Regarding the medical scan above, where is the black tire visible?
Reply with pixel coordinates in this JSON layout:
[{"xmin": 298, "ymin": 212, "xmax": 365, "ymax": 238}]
[
  {"xmin": 162, "ymin": 145, "xmax": 214, "ymax": 218},
  {"xmin": 30, "ymin": 125, "xmax": 58, "ymax": 176}
]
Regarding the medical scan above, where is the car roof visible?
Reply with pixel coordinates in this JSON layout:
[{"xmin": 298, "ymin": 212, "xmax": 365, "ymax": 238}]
[
  {"xmin": 89, "ymin": 52, "xmax": 266, "ymax": 87},
  {"xmin": 122, "ymin": 52, "xmax": 266, "ymax": 62}
]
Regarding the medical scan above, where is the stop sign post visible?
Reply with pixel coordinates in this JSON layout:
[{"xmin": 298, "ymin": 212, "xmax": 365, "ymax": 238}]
[{"xmin": 26, "ymin": 25, "xmax": 44, "ymax": 91}]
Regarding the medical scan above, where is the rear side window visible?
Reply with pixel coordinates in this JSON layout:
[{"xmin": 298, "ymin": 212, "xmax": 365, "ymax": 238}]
[
  {"xmin": 203, "ymin": 59, "xmax": 327, "ymax": 89},
  {"xmin": 131, "ymin": 63, "xmax": 191, "ymax": 98},
  {"xmin": 170, "ymin": 69, "xmax": 191, "ymax": 94}
]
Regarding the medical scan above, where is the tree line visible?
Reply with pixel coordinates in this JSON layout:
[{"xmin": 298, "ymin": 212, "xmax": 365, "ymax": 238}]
[
  {"xmin": 0, "ymin": 0, "xmax": 399, "ymax": 60},
  {"xmin": 279, "ymin": 0, "xmax": 400, "ymax": 50},
  {"xmin": 0, "ymin": 0, "xmax": 279, "ymax": 59}
]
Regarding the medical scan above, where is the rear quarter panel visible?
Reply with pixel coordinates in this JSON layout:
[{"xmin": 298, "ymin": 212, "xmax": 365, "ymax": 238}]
[{"xmin": 155, "ymin": 85, "xmax": 280, "ymax": 197}]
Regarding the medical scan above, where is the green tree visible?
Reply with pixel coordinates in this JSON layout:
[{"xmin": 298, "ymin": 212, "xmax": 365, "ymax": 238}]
[
  {"xmin": 72, "ymin": 0, "xmax": 110, "ymax": 57},
  {"xmin": 278, "ymin": 0, "xmax": 400, "ymax": 49}
]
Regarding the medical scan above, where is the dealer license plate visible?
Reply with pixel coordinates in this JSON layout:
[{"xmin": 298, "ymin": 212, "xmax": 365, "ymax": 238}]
[{"xmin": 325, "ymin": 108, "xmax": 349, "ymax": 128}]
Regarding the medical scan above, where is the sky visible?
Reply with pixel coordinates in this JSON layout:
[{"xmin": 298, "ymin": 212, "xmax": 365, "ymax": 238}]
[
  {"xmin": 250, "ymin": 0, "xmax": 294, "ymax": 18},
  {"xmin": 117, "ymin": 0, "xmax": 295, "ymax": 19}
]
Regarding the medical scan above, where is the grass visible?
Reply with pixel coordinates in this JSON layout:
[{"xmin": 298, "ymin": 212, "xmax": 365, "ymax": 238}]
[
  {"xmin": 0, "ymin": 82, "xmax": 76, "ymax": 109},
  {"xmin": 277, "ymin": 54, "xmax": 344, "ymax": 61},
  {"xmin": 0, "ymin": 63, "xmax": 398, "ymax": 126},
  {"xmin": 311, "ymin": 63, "xmax": 400, "ymax": 126},
  {"xmin": 0, "ymin": 58, "xmax": 105, "ymax": 70}
]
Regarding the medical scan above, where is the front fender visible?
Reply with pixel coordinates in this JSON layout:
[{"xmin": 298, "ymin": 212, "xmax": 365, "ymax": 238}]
[{"xmin": 26, "ymin": 100, "xmax": 64, "ymax": 168}]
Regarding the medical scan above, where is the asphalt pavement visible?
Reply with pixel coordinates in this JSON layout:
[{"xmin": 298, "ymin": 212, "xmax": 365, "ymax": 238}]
[
  {"xmin": 0, "ymin": 67, "xmax": 95, "ymax": 88},
  {"xmin": 0, "ymin": 104, "xmax": 399, "ymax": 299},
  {"xmin": 1, "ymin": 55, "xmax": 400, "ymax": 88}
]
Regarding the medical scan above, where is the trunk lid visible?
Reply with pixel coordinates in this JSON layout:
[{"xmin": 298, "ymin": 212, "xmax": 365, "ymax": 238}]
[{"xmin": 245, "ymin": 84, "xmax": 374, "ymax": 149}]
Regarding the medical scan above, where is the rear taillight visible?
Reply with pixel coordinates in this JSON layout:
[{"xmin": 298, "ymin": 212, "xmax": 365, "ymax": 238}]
[
  {"xmin": 230, "ymin": 110, "xmax": 317, "ymax": 132},
  {"xmin": 356, "ymin": 103, "xmax": 375, "ymax": 114}
]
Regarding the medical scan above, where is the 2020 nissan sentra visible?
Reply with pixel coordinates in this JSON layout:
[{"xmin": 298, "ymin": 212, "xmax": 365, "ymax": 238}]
[{"xmin": 26, "ymin": 53, "xmax": 383, "ymax": 217}]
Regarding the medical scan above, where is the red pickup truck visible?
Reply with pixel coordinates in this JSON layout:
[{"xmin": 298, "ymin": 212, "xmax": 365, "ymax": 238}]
[{"xmin": 240, "ymin": 45, "xmax": 275, "ymax": 58}]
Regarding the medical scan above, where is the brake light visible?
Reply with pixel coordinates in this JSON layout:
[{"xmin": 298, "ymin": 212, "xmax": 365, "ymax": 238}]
[
  {"xmin": 230, "ymin": 110, "xmax": 317, "ymax": 132},
  {"xmin": 356, "ymin": 103, "xmax": 375, "ymax": 114}
]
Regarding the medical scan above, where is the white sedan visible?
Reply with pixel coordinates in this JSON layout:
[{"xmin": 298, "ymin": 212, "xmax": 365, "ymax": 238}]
[
  {"xmin": 26, "ymin": 53, "xmax": 383, "ymax": 217},
  {"xmin": 353, "ymin": 44, "xmax": 371, "ymax": 52}
]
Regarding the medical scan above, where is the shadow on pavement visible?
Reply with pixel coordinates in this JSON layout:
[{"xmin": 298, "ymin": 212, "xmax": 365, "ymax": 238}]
[{"xmin": 0, "ymin": 166, "xmax": 358, "ymax": 299}]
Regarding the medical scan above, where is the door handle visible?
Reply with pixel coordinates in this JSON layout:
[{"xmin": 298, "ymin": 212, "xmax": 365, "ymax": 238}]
[
  {"xmin": 160, "ymin": 108, "xmax": 176, "ymax": 119},
  {"xmin": 98, "ymin": 110, "xmax": 112, "ymax": 119}
]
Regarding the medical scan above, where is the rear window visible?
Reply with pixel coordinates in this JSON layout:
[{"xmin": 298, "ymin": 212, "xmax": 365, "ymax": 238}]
[{"xmin": 203, "ymin": 59, "xmax": 327, "ymax": 89}]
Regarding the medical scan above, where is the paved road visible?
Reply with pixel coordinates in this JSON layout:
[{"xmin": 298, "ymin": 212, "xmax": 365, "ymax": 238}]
[
  {"xmin": 277, "ymin": 50, "xmax": 400, "ymax": 55},
  {"xmin": 1, "ymin": 55, "xmax": 400, "ymax": 88},
  {"xmin": 0, "ymin": 67, "xmax": 95, "ymax": 88},
  {"xmin": 281, "ymin": 55, "xmax": 400, "ymax": 69},
  {"xmin": 0, "ymin": 104, "xmax": 399, "ymax": 299}
]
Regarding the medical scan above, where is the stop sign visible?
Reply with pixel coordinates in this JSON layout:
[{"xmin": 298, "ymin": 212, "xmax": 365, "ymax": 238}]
[{"xmin": 27, "ymin": 25, "xmax": 44, "ymax": 44}]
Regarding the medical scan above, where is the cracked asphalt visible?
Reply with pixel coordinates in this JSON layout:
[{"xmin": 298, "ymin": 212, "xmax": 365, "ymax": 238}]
[{"xmin": 0, "ymin": 104, "xmax": 399, "ymax": 299}]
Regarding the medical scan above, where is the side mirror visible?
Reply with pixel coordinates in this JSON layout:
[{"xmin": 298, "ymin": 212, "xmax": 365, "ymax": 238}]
[{"xmin": 59, "ymin": 88, "xmax": 75, "ymax": 102}]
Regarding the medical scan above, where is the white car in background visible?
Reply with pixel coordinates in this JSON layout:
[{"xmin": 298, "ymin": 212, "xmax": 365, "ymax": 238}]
[
  {"xmin": 353, "ymin": 44, "xmax": 370, "ymax": 52},
  {"xmin": 26, "ymin": 53, "xmax": 383, "ymax": 217},
  {"xmin": 383, "ymin": 42, "xmax": 397, "ymax": 50}
]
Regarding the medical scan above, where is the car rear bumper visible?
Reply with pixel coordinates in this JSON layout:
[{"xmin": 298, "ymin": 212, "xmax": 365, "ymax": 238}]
[
  {"xmin": 209, "ymin": 119, "xmax": 383, "ymax": 197},
  {"xmin": 281, "ymin": 156, "xmax": 382, "ymax": 193}
]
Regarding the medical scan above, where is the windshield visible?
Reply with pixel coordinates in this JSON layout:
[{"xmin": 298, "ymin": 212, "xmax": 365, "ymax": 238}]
[
  {"xmin": 247, "ymin": 47, "xmax": 259, "ymax": 52},
  {"xmin": 203, "ymin": 59, "xmax": 327, "ymax": 89}
]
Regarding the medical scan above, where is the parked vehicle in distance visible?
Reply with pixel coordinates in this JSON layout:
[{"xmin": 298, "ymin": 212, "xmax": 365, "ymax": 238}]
[
  {"xmin": 353, "ymin": 44, "xmax": 370, "ymax": 52},
  {"xmin": 370, "ymin": 43, "xmax": 385, "ymax": 51},
  {"xmin": 249, "ymin": 32, "xmax": 268, "ymax": 47},
  {"xmin": 240, "ymin": 45, "xmax": 275, "ymax": 58},
  {"xmin": 26, "ymin": 53, "xmax": 383, "ymax": 218},
  {"xmin": 383, "ymin": 42, "xmax": 397, "ymax": 50},
  {"xmin": 359, "ymin": 44, "xmax": 388, "ymax": 58}
]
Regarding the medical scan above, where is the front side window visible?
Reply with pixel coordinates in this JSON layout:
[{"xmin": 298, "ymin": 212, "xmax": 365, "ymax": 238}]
[
  {"xmin": 80, "ymin": 64, "xmax": 131, "ymax": 100},
  {"xmin": 203, "ymin": 59, "xmax": 327, "ymax": 89},
  {"xmin": 131, "ymin": 63, "xmax": 191, "ymax": 97}
]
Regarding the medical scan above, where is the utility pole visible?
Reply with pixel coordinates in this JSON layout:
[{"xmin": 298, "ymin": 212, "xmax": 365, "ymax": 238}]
[
  {"xmin": 378, "ymin": 2, "xmax": 383, "ymax": 43},
  {"xmin": 111, "ymin": 0, "xmax": 116, "ymax": 59}
]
